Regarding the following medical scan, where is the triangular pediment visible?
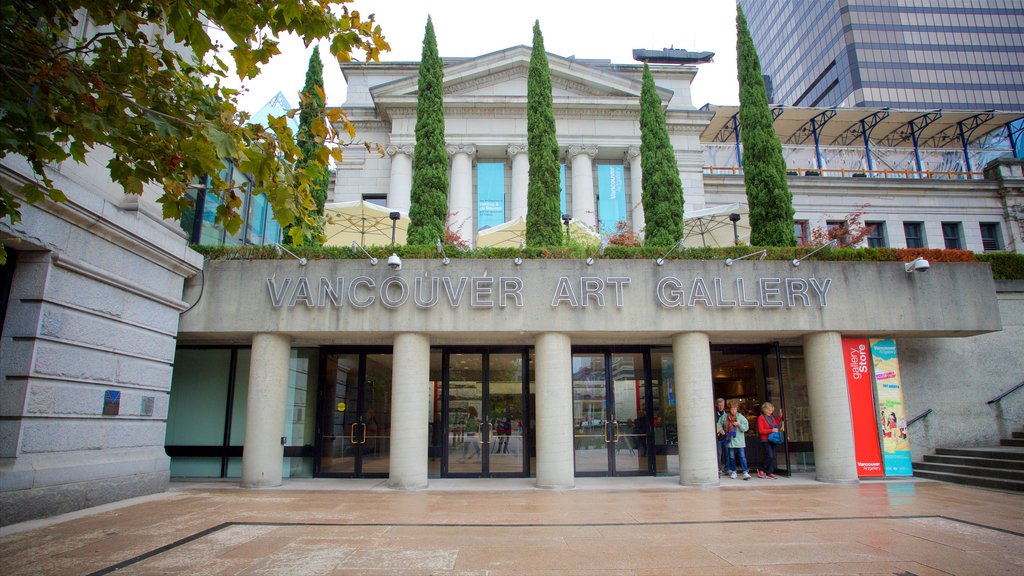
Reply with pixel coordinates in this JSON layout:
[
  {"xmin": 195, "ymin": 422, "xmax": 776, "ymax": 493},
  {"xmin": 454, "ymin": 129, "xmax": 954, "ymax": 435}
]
[{"xmin": 371, "ymin": 46, "xmax": 672, "ymax": 103}]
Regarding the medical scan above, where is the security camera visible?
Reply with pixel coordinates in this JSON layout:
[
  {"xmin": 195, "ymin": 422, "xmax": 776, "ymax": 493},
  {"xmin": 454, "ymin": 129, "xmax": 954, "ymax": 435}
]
[
  {"xmin": 904, "ymin": 257, "xmax": 930, "ymax": 273},
  {"xmin": 387, "ymin": 253, "xmax": 402, "ymax": 270}
]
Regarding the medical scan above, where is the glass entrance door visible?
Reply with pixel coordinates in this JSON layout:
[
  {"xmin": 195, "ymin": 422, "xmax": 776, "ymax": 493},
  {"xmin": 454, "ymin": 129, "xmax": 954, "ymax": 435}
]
[
  {"xmin": 572, "ymin": 351, "xmax": 653, "ymax": 476},
  {"xmin": 444, "ymin": 350, "xmax": 528, "ymax": 477},
  {"xmin": 318, "ymin": 351, "xmax": 392, "ymax": 477}
]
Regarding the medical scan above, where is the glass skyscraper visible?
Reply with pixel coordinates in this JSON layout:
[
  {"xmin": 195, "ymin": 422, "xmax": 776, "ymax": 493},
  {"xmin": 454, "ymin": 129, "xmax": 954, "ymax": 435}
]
[{"xmin": 738, "ymin": 0, "xmax": 1024, "ymax": 111}]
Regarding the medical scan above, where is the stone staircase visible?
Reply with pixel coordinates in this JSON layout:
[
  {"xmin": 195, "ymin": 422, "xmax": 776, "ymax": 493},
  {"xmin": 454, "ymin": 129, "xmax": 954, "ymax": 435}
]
[{"xmin": 914, "ymin": 427, "xmax": 1024, "ymax": 492}]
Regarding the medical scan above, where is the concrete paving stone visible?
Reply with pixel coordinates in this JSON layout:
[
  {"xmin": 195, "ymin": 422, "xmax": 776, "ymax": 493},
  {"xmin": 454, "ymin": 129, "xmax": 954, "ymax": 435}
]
[{"xmin": 2, "ymin": 479, "xmax": 1023, "ymax": 575}]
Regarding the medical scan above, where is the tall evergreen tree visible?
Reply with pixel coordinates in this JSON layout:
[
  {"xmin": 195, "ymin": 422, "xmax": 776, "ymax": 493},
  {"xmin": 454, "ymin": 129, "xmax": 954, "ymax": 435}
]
[
  {"xmin": 525, "ymin": 20, "xmax": 563, "ymax": 246},
  {"xmin": 407, "ymin": 16, "xmax": 449, "ymax": 245},
  {"xmin": 736, "ymin": 5, "xmax": 797, "ymax": 246},
  {"xmin": 294, "ymin": 45, "xmax": 329, "ymax": 244},
  {"xmin": 638, "ymin": 63, "xmax": 685, "ymax": 246}
]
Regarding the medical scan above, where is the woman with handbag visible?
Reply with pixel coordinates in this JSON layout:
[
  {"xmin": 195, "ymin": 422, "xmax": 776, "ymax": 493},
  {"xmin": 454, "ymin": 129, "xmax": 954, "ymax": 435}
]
[{"xmin": 757, "ymin": 402, "xmax": 784, "ymax": 479}]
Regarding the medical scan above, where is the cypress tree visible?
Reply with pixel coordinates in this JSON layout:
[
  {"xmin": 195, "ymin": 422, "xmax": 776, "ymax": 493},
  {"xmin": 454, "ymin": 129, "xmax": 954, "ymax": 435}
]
[
  {"xmin": 293, "ymin": 46, "xmax": 329, "ymax": 244},
  {"xmin": 525, "ymin": 20, "xmax": 563, "ymax": 246},
  {"xmin": 407, "ymin": 16, "xmax": 449, "ymax": 245},
  {"xmin": 297, "ymin": 46, "xmax": 329, "ymax": 214},
  {"xmin": 736, "ymin": 5, "xmax": 796, "ymax": 246},
  {"xmin": 639, "ymin": 63, "xmax": 685, "ymax": 246}
]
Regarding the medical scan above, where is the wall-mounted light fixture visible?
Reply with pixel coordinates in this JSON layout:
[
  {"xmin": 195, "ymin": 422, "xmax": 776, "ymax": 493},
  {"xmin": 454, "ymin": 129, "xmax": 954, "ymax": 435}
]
[
  {"xmin": 514, "ymin": 239, "xmax": 524, "ymax": 266},
  {"xmin": 904, "ymin": 257, "xmax": 931, "ymax": 273},
  {"xmin": 655, "ymin": 239, "xmax": 684, "ymax": 266},
  {"xmin": 792, "ymin": 239, "xmax": 838, "ymax": 267},
  {"xmin": 274, "ymin": 243, "xmax": 307, "ymax": 266},
  {"xmin": 435, "ymin": 238, "xmax": 450, "ymax": 265},
  {"xmin": 586, "ymin": 238, "xmax": 607, "ymax": 266},
  {"xmin": 725, "ymin": 248, "xmax": 766, "ymax": 266},
  {"xmin": 351, "ymin": 240, "xmax": 377, "ymax": 265}
]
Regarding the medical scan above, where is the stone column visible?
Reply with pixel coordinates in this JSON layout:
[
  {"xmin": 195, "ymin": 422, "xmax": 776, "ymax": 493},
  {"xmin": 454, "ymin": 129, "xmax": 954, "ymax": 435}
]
[
  {"xmin": 447, "ymin": 144, "xmax": 476, "ymax": 245},
  {"xmin": 386, "ymin": 145, "xmax": 414, "ymax": 213},
  {"xmin": 534, "ymin": 332, "xmax": 574, "ymax": 489},
  {"xmin": 626, "ymin": 146, "xmax": 645, "ymax": 237},
  {"xmin": 507, "ymin": 144, "xmax": 529, "ymax": 221},
  {"xmin": 567, "ymin": 145, "xmax": 598, "ymax": 230},
  {"xmin": 673, "ymin": 332, "xmax": 718, "ymax": 486},
  {"xmin": 241, "ymin": 333, "xmax": 291, "ymax": 488},
  {"xmin": 388, "ymin": 332, "xmax": 430, "ymax": 490},
  {"xmin": 803, "ymin": 332, "xmax": 859, "ymax": 483}
]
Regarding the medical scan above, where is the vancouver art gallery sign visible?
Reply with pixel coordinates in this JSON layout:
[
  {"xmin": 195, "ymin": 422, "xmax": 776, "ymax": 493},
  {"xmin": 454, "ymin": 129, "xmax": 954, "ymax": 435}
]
[{"xmin": 266, "ymin": 274, "xmax": 832, "ymax": 310}]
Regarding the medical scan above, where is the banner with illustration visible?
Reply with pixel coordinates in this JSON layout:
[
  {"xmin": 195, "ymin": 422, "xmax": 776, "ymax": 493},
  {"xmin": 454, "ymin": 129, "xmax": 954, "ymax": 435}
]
[
  {"xmin": 871, "ymin": 338, "xmax": 912, "ymax": 476},
  {"xmin": 843, "ymin": 338, "xmax": 883, "ymax": 477}
]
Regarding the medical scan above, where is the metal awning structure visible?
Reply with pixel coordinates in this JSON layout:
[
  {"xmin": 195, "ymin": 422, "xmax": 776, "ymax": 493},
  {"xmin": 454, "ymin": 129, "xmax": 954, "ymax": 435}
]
[{"xmin": 700, "ymin": 104, "xmax": 1024, "ymax": 172}]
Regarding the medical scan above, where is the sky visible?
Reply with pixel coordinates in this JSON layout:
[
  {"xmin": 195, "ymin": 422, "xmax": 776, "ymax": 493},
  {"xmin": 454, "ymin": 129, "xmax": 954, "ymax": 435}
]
[{"xmin": 221, "ymin": 0, "xmax": 740, "ymax": 115}]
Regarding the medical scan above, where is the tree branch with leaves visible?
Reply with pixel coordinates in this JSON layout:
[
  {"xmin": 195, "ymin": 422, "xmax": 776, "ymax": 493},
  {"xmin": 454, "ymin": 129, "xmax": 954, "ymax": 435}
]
[{"xmin": 0, "ymin": 0, "xmax": 389, "ymax": 263}]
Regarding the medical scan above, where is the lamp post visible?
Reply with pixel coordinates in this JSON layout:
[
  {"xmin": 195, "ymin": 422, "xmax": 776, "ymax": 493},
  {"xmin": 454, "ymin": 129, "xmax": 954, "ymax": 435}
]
[
  {"xmin": 562, "ymin": 214, "xmax": 572, "ymax": 242},
  {"xmin": 729, "ymin": 213, "xmax": 741, "ymax": 245},
  {"xmin": 389, "ymin": 211, "xmax": 400, "ymax": 245}
]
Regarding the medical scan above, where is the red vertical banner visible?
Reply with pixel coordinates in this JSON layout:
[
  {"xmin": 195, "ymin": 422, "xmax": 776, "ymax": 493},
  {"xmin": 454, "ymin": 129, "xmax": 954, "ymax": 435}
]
[{"xmin": 843, "ymin": 338, "xmax": 884, "ymax": 477}]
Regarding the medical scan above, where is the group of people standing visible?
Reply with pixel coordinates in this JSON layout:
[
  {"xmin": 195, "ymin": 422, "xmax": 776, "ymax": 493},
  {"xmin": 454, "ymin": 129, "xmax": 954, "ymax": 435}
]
[{"xmin": 715, "ymin": 397, "xmax": 784, "ymax": 480}]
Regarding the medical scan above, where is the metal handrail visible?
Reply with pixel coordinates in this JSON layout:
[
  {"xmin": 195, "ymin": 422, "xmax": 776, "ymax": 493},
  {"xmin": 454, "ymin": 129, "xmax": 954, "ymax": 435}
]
[
  {"xmin": 987, "ymin": 380, "xmax": 1024, "ymax": 404},
  {"xmin": 906, "ymin": 409, "xmax": 933, "ymax": 426}
]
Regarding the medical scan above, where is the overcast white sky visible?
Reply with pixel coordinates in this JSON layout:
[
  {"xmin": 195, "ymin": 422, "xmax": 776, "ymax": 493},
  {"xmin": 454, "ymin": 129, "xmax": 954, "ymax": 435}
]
[{"xmin": 224, "ymin": 1, "xmax": 740, "ymax": 115}]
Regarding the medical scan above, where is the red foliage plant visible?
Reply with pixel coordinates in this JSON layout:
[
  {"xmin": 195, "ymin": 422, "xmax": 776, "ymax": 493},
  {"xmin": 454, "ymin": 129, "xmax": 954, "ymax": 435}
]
[
  {"xmin": 607, "ymin": 220, "xmax": 640, "ymax": 247},
  {"xmin": 808, "ymin": 205, "xmax": 873, "ymax": 248}
]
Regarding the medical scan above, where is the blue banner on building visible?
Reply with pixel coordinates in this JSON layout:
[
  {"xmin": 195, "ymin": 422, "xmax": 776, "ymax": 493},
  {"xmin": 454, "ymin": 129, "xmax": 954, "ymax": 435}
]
[
  {"xmin": 597, "ymin": 164, "xmax": 626, "ymax": 234},
  {"xmin": 477, "ymin": 163, "xmax": 505, "ymax": 230}
]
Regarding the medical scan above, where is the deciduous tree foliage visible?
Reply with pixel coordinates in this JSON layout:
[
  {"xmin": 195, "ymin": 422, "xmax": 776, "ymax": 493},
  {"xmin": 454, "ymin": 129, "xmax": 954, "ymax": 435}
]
[
  {"xmin": 407, "ymin": 16, "xmax": 449, "ymax": 246},
  {"xmin": 736, "ymin": 4, "xmax": 796, "ymax": 247},
  {"xmin": 525, "ymin": 20, "xmax": 562, "ymax": 247},
  {"xmin": 0, "ymin": 0, "xmax": 389, "ymax": 263},
  {"xmin": 297, "ymin": 47, "xmax": 330, "ymax": 215},
  {"xmin": 639, "ymin": 63, "xmax": 684, "ymax": 246}
]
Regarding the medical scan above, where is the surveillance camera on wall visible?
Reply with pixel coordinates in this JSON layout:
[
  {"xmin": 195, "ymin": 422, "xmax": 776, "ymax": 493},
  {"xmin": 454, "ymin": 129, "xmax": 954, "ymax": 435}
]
[
  {"xmin": 905, "ymin": 257, "xmax": 930, "ymax": 273},
  {"xmin": 387, "ymin": 253, "xmax": 402, "ymax": 270}
]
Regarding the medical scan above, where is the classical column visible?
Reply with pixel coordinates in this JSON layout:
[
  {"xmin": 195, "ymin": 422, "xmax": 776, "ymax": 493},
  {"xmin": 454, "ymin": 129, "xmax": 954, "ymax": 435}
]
[
  {"xmin": 534, "ymin": 332, "xmax": 574, "ymax": 489},
  {"xmin": 507, "ymin": 144, "xmax": 529, "ymax": 221},
  {"xmin": 626, "ymin": 146, "xmax": 645, "ymax": 237},
  {"xmin": 803, "ymin": 332, "xmax": 859, "ymax": 483},
  {"xmin": 386, "ymin": 144, "xmax": 414, "ymax": 213},
  {"xmin": 567, "ymin": 145, "xmax": 598, "ymax": 230},
  {"xmin": 241, "ymin": 333, "xmax": 291, "ymax": 488},
  {"xmin": 447, "ymin": 144, "xmax": 476, "ymax": 245},
  {"xmin": 673, "ymin": 332, "xmax": 718, "ymax": 486},
  {"xmin": 388, "ymin": 332, "xmax": 431, "ymax": 490}
]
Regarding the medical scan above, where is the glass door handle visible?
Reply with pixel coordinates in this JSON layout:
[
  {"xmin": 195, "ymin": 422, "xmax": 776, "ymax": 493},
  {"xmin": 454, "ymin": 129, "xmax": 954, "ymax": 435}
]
[
  {"xmin": 480, "ymin": 421, "xmax": 491, "ymax": 444},
  {"xmin": 603, "ymin": 422, "xmax": 612, "ymax": 443},
  {"xmin": 613, "ymin": 421, "xmax": 621, "ymax": 443},
  {"xmin": 351, "ymin": 422, "xmax": 367, "ymax": 444}
]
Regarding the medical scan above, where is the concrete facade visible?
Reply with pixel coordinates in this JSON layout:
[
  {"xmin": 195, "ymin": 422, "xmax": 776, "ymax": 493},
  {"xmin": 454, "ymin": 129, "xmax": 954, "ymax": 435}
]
[{"xmin": 0, "ymin": 153, "xmax": 202, "ymax": 526}]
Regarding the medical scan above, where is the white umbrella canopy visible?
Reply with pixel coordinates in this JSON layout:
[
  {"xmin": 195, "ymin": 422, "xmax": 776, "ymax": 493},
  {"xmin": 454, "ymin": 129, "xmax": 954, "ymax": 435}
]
[
  {"xmin": 477, "ymin": 215, "xmax": 527, "ymax": 248},
  {"xmin": 683, "ymin": 202, "xmax": 750, "ymax": 247},
  {"xmin": 323, "ymin": 200, "xmax": 408, "ymax": 247},
  {"xmin": 477, "ymin": 216, "xmax": 601, "ymax": 248}
]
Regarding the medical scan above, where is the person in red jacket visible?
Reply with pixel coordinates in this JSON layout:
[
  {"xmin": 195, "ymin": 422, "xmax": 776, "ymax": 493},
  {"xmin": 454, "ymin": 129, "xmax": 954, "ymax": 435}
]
[{"xmin": 757, "ymin": 402, "xmax": 784, "ymax": 479}]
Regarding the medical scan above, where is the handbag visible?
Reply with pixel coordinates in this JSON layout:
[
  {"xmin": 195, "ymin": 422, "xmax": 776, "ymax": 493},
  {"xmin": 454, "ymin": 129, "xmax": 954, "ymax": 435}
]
[{"xmin": 766, "ymin": 416, "xmax": 784, "ymax": 444}]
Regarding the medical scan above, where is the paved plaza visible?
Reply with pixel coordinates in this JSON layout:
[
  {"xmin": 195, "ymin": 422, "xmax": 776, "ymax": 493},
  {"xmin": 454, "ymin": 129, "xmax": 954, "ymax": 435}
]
[{"xmin": 1, "ymin": 476, "xmax": 1022, "ymax": 575}]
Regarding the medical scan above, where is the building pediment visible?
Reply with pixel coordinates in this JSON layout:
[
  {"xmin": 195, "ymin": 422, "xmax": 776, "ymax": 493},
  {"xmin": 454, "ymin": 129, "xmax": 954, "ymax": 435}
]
[{"xmin": 370, "ymin": 45, "xmax": 671, "ymax": 106}]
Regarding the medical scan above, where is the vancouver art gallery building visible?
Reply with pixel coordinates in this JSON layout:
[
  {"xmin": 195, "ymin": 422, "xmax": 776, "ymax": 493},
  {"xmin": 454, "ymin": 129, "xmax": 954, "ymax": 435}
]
[{"xmin": 2, "ymin": 46, "xmax": 1023, "ymax": 523}]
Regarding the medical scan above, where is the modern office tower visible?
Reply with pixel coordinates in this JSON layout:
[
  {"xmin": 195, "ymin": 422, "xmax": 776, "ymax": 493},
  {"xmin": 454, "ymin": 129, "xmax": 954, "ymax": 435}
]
[{"xmin": 737, "ymin": 0, "xmax": 1024, "ymax": 111}]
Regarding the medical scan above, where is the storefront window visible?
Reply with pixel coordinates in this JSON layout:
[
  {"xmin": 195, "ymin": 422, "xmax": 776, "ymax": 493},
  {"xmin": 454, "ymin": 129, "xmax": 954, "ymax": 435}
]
[
  {"xmin": 165, "ymin": 349, "xmax": 231, "ymax": 477},
  {"xmin": 780, "ymin": 347, "xmax": 814, "ymax": 471},
  {"xmin": 650, "ymin": 348, "xmax": 677, "ymax": 475}
]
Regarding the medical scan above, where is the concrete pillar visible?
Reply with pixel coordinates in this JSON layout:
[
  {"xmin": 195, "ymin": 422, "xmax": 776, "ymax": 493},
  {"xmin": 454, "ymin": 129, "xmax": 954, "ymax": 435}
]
[
  {"xmin": 567, "ymin": 145, "xmax": 598, "ymax": 230},
  {"xmin": 507, "ymin": 144, "xmax": 529, "ymax": 221},
  {"xmin": 241, "ymin": 333, "xmax": 291, "ymax": 488},
  {"xmin": 534, "ymin": 332, "xmax": 574, "ymax": 489},
  {"xmin": 447, "ymin": 144, "xmax": 476, "ymax": 245},
  {"xmin": 626, "ymin": 145, "xmax": 645, "ymax": 237},
  {"xmin": 804, "ymin": 331, "xmax": 859, "ymax": 483},
  {"xmin": 388, "ymin": 333, "xmax": 431, "ymax": 490},
  {"xmin": 386, "ymin": 145, "xmax": 414, "ymax": 213},
  {"xmin": 673, "ymin": 332, "xmax": 718, "ymax": 487}
]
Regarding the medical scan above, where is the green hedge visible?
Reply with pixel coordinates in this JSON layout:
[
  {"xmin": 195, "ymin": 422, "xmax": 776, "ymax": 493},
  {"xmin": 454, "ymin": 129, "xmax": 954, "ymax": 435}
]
[
  {"xmin": 192, "ymin": 244, "xmax": 1024, "ymax": 280},
  {"xmin": 976, "ymin": 252, "xmax": 1024, "ymax": 280}
]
